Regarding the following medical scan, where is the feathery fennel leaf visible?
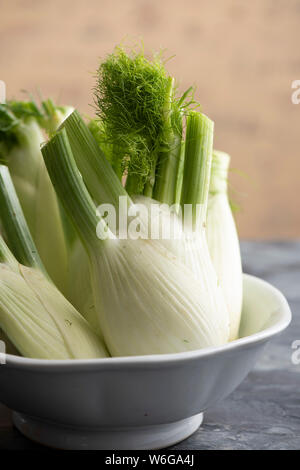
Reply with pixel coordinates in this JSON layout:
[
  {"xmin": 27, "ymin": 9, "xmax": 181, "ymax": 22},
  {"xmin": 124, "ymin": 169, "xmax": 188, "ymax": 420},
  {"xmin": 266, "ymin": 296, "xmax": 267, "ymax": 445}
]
[
  {"xmin": 94, "ymin": 45, "xmax": 172, "ymax": 191},
  {"xmin": 94, "ymin": 45, "xmax": 200, "ymax": 196}
]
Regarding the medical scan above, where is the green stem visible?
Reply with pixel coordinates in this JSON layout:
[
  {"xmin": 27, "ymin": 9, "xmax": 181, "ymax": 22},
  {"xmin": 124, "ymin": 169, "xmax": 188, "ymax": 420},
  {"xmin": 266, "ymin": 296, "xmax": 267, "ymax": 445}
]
[
  {"xmin": 41, "ymin": 129, "xmax": 108, "ymax": 252},
  {"xmin": 152, "ymin": 132, "xmax": 182, "ymax": 205},
  {"xmin": 125, "ymin": 173, "xmax": 142, "ymax": 195},
  {"xmin": 0, "ymin": 165, "xmax": 46, "ymax": 272},
  {"xmin": 62, "ymin": 111, "xmax": 132, "ymax": 215},
  {"xmin": 175, "ymin": 141, "xmax": 185, "ymax": 205},
  {"xmin": 180, "ymin": 112, "xmax": 214, "ymax": 230},
  {"xmin": 143, "ymin": 77, "xmax": 175, "ymax": 199},
  {"xmin": 152, "ymin": 77, "xmax": 183, "ymax": 205}
]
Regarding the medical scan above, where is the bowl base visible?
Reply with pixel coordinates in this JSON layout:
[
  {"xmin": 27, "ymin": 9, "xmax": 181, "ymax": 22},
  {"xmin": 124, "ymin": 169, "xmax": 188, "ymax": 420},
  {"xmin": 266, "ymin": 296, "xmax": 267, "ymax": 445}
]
[{"xmin": 12, "ymin": 411, "xmax": 203, "ymax": 450}]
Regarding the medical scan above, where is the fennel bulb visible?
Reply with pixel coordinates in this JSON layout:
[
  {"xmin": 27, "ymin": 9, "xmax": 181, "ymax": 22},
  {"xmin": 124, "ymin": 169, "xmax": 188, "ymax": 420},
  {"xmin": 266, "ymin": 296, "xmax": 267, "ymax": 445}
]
[
  {"xmin": 130, "ymin": 199, "xmax": 230, "ymax": 345},
  {"xmin": 177, "ymin": 113, "xmax": 230, "ymax": 343},
  {"xmin": 0, "ymin": 102, "xmax": 69, "ymax": 295},
  {"xmin": 89, "ymin": 237, "xmax": 226, "ymax": 355},
  {"xmin": 0, "ymin": 254, "xmax": 108, "ymax": 359},
  {"xmin": 0, "ymin": 168, "xmax": 108, "ymax": 360},
  {"xmin": 63, "ymin": 111, "xmax": 229, "ymax": 345},
  {"xmin": 90, "ymin": 49, "xmax": 229, "ymax": 342},
  {"xmin": 60, "ymin": 111, "xmax": 131, "ymax": 334},
  {"xmin": 0, "ymin": 328, "xmax": 20, "ymax": 356},
  {"xmin": 206, "ymin": 151, "xmax": 243, "ymax": 340},
  {"xmin": 60, "ymin": 110, "xmax": 230, "ymax": 346},
  {"xmin": 67, "ymin": 237, "xmax": 100, "ymax": 336},
  {"xmin": 42, "ymin": 128, "xmax": 229, "ymax": 356}
]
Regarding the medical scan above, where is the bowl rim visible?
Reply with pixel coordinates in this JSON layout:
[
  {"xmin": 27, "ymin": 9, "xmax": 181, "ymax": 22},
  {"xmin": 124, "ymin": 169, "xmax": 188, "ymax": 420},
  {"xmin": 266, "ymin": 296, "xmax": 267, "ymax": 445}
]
[{"xmin": 1, "ymin": 274, "xmax": 291, "ymax": 371}]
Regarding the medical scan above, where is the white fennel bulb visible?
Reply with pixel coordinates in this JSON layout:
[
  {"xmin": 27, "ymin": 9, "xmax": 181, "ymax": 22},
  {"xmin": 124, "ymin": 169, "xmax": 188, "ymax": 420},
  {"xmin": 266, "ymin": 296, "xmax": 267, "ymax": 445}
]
[
  {"xmin": 61, "ymin": 110, "xmax": 229, "ymax": 347},
  {"xmin": 0, "ymin": 240, "xmax": 108, "ymax": 360},
  {"xmin": 206, "ymin": 150, "xmax": 243, "ymax": 340},
  {"xmin": 90, "ymin": 237, "xmax": 227, "ymax": 355},
  {"xmin": 0, "ymin": 102, "xmax": 69, "ymax": 295},
  {"xmin": 0, "ymin": 166, "xmax": 108, "ymax": 360},
  {"xmin": 67, "ymin": 237, "xmax": 101, "ymax": 337},
  {"xmin": 172, "ymin": 228, "xmax": 230, "ymax": 343},
  {"xmin": 177, "ymin": 113, "xmax": 230, "ymax": 343},
  {"xmin": 132, "ymin": 194, "xmax": 230, "ymax": 344},
  {"xmin": 42, "ymin": 128, "xmax": 229, "ymax": 356}
]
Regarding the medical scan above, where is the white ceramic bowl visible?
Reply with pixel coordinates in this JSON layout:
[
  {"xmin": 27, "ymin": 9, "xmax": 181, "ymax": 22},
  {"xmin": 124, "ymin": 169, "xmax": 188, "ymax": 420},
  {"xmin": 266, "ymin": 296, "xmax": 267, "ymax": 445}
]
[{"xmin": 0, "ymin": 274, "xmax": 291, "ymax": 450}]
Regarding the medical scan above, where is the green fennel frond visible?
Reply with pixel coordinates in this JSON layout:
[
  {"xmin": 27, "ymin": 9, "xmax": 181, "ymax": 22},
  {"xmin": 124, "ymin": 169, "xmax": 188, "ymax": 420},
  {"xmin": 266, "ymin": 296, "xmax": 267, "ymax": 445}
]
[
  {"xmin": 94, "ymin": 45, "xmax": 169, "ymax": 190},
  {"xmin": 0, "ymin": 104, "xmax": 22, "ymax": 162},
  {"xmin": 94, "ymin": 44, "xmax": 200, "ymax": 193},
  {"xmin": 6, "ymin": 100, "xmax": 43, "ymax": 121}
]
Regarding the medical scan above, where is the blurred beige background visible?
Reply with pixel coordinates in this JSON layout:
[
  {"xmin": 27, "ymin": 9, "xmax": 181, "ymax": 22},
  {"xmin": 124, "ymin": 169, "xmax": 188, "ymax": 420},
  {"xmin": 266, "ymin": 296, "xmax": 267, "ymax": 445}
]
[{"xmin": 1, "ymin": 0, "xmax": 299, "ymax": 238}]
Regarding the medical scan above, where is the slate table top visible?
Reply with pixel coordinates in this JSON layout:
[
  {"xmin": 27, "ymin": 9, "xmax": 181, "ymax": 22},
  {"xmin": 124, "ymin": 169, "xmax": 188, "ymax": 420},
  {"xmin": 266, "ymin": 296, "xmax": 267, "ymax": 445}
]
[{"xmin": 0, "ymin": 241, "xmax": 299, "ymax": 450}]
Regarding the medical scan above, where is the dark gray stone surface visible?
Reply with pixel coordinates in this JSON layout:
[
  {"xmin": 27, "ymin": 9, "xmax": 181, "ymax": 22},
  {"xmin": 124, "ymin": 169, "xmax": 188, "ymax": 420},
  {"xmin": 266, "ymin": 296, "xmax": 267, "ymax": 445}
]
[{"xmin": 0, "ymin": 241, "xmax": 299, "ymax": 450}]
